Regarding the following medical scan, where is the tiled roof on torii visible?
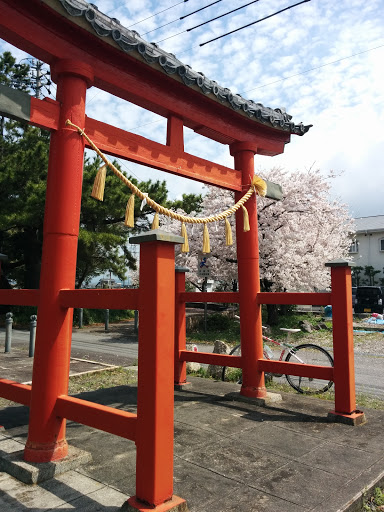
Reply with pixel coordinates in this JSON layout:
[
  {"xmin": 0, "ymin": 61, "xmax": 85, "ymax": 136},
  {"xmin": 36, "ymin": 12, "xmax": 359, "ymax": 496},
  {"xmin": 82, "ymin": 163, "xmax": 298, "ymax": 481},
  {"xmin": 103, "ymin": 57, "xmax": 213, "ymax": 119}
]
[{"xmin": 58, "ymin": 0, "xmax": 312, "ymax": 137}]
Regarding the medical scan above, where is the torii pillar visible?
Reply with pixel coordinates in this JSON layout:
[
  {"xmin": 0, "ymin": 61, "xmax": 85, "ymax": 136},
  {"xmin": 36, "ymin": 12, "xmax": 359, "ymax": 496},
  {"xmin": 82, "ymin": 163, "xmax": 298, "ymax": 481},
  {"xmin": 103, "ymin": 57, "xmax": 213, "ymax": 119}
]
[
  {"xmin": 231, "ymin": 142, "xmax": 266, "ymax": 398},
  {"xmin": 24, "ymin": 60, "xmax": 94, "ymax": 462}
]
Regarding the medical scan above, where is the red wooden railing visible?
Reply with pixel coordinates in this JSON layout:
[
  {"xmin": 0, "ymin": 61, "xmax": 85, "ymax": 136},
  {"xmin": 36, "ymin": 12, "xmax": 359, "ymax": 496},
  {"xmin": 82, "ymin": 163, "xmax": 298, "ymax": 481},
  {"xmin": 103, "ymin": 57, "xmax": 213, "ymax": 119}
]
[{"xmin": 174, "ymin": 261, "xmax": 363, "ymax": 424}]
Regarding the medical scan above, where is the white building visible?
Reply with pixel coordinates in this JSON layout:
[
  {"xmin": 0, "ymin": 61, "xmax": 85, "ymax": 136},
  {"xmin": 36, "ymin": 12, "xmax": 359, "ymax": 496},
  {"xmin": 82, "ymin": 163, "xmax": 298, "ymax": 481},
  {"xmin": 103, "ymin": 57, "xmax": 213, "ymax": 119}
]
[{"xmin": 349, "ymin": 216, "xmax": 384, "ymax": 283}]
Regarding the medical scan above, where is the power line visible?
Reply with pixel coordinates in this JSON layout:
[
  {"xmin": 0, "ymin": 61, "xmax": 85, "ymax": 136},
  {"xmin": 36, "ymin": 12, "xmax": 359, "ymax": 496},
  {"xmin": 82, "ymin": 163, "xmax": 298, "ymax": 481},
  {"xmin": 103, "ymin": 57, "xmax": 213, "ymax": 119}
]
[
  {"xmin": 180, "ymin": 0, "xmax": 223, "ymax": 20},
  {"xmin": 200, "ymin": 0, "xmax": 311, "ymax": 47},
  {"xmin": 187, "ymin": 0, "xmax": 260, "ymax": 33},
  {"xmin": 242, "ymin": 42, "xmax": 384, "ymax": 93},
  {"xmin": 157, "ymin": 0, "xmax": 261, "ymax": 43},
  {"xmin": 114, "ymin": 157, "xmax": 141, "ymax": 182},
  {"xmin": 85, "ymin": 89, "xmax": 101, "ymax": 106},
  {"xmin": 158, "ymin": 0, "xmax": 309, "ymax": 48},
  {"xmin": 127, "ymin": 0, "xmax": 190, "ymax": 29},
  {"xmin": 142, "ymin": 17, "xmax": 182, "ymax": 36},
  {"xmin": 142, "ymin": 0, "xmax": 223, "ymax": 37}
]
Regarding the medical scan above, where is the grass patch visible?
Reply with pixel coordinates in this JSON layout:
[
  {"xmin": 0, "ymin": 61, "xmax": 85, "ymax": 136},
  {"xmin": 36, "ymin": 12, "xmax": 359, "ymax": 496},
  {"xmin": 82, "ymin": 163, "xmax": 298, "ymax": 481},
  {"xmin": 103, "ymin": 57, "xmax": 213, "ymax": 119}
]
[
  {"xmin": 362, "ymin": 486, "xmax": 384, "ymax": 510},
  {"xmin": 68, "ymin": 367, "xmax": 137, "ymax": 395},
  {"xmin": 0, "ymin": 367, "xmax": 138, "ymax": 409},
  {"xmin": 186, "ymin": 311, "xmax": 335, "ymax": 347},
  {"xmin": 267, "ymin": 312, "xmax": 331, "ymax": 337},
  {"xmin": 186, "ymin": 367, "xmax": 213, "ymax": 379},
  {"xmin": 355, "ymin": 393, "xmax": 384, "ymax": 411},
  {"xmin": 222, "ymin": 367, "xmax": 242, "ymax": 383},
  {"xmin": 266, "ymin": 380, "xmax": 384, "ymax": 410},
  {"xmin": 187, "ymin": 314, "xmax": 240, "ymax": 345}
]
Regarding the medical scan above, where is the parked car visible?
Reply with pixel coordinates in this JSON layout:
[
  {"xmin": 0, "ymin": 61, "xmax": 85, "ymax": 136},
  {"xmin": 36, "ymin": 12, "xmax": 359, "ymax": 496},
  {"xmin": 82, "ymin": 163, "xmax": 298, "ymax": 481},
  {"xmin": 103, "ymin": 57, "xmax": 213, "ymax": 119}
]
[{"xmin": 354, "ymin": 286, "xmax": 383, "ymax": 314}]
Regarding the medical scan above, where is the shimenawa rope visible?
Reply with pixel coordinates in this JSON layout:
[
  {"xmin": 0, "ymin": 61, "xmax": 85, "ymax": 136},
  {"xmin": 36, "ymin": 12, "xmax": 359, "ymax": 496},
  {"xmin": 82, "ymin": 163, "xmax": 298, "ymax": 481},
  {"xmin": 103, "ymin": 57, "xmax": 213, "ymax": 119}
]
[{"xmin": 66, "ymin": 119, "xmax": 267, "ymax": 252}]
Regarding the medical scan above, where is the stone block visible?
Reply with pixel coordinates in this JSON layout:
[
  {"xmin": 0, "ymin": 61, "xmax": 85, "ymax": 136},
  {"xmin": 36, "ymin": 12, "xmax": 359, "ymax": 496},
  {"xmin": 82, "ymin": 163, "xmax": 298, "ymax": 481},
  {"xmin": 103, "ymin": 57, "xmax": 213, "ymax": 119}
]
[
  {"xmin": 207, "ymin": 340, "xmax": 230, "ymax": 379},
  {"xmin": 0, "ymin": 444, "xmax": 92, "ymax": 484},
  {"xmin": 186, "ymin": 344, "xmax": 200, "ymax": 373}
]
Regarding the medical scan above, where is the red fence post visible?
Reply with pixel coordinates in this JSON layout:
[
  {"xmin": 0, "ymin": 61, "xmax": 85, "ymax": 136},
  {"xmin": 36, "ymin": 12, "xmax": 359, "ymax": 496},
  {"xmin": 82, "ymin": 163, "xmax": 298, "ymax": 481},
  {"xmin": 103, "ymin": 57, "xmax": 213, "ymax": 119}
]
[
  {"xmin": 174, "ymin": 266, "xmax": 190, "ymax": 389},
  {"xmin": 24, "ymin": 60, "xmax": 94, "ymax": 462},
  {"xmin": 230, "ymin": 142, "xmax": 266, "ymax": 399},
  {"xmin": 126, "ymin": 230, "xmax": 188, "ymax": 511},
  {"xmin": 326, "ymin": 260, "xmax": 366, "ymax": 425}
]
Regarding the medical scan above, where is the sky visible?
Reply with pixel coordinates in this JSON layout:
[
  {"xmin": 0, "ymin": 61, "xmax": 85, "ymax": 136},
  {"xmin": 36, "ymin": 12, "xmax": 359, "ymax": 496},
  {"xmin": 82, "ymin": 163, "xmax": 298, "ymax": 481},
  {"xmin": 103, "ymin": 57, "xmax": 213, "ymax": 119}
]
[{"xmin": 1, "ymin": 0, "xmax": 383, "ymax": 219}]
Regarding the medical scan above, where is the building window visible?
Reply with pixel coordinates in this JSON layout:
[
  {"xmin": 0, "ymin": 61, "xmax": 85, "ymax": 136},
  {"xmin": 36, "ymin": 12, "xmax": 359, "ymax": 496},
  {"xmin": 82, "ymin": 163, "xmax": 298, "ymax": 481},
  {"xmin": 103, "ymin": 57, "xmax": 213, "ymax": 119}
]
[
  {"xmin": 349, "ymin": 240, "xmax": 359, "ymax": 254},
  {"xmin": 380, "ymin": 238, "xmax": 384, "ymax": 252}
]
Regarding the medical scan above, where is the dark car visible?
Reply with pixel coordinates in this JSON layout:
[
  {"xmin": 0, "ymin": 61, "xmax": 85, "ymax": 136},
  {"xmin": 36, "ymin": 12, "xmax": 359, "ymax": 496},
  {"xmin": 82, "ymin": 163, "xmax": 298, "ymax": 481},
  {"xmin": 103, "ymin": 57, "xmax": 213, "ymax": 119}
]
[{"xmin": 354, "ymin": 286, "xmax": 383, "ymax": 314}]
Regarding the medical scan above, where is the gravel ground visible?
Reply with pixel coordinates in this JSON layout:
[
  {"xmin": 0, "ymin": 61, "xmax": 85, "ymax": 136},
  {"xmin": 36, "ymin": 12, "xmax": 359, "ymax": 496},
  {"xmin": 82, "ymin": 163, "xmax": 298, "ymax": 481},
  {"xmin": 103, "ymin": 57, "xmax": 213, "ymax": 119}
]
[
  {"xmin": 352, "ymin": 331, "xmax": 384, "ymax": 354},
  {"xmin": 264, "ymin": 323, "xmax": 384, "ymax": 355}
]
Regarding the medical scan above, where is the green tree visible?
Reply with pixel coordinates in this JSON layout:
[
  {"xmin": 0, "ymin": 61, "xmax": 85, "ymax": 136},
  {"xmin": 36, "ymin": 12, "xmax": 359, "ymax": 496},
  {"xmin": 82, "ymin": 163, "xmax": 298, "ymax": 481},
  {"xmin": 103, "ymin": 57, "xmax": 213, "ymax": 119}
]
[
  {"xmin": 0, "ymin": 123, "xmax": 49, "ymax": 288},
  {"xmin": 166, "ymin": 193, "xmax": 202, "ymax": 214},
  {"xmin": 364, "ymin": 265, "xmax": 381, "ymax": 286},
  {"xmin": 352, "ymin": 266, "xmax": 363, "ymax": 287},
  {"xmin": 0, "ymin": 51, "xmax": 30, "ymax": 89}
]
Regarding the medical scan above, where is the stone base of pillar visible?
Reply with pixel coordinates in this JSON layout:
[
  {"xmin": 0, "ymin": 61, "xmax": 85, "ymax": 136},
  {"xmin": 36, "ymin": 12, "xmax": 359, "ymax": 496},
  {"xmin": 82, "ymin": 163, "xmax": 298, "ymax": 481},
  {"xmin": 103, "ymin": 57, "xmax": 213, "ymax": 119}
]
[
  {"xmin": 225, "ymin": 391, "xmax": 282, "ymax": 406},
  {"xmin": 327, "ymin": 410, "xmax": 367, "ymax": 426},
  {"xmin": 174, "ymin": 382, "xmax": 193, "ymax": 391},
  {"xmin": 121, "ymin": 495, "xmax": 188, "ymax": 512},
  {"xmin": 0, "ymin": 436, "xmax": 91, "ymax": 484}
]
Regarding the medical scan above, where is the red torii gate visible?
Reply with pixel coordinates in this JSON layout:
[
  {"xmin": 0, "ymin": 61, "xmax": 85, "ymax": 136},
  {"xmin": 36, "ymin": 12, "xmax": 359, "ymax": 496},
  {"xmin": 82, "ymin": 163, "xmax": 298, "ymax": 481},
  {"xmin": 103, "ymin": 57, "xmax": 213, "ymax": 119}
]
[{"xmin": 0, "ymin": 1, "xmax": 364, "ymax": 510}]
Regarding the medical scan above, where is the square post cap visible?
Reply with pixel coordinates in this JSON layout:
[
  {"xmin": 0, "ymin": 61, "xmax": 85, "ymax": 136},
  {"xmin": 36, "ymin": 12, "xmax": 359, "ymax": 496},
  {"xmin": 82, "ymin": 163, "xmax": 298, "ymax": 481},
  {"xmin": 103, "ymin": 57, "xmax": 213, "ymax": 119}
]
[
  {"xmin": 129, "ymin": 229, "xmax": 184, "ymax": 245},
  {"xmin": 175, "ymin": 266, "xmax": 189, "ymax": 273},
  {"xmin": 0, "ymin": 253, "xmax": 8, "ymax": 262},
  {"xmin": 325, "ymin": 259, "xmax": 356, "ymax": 268}
]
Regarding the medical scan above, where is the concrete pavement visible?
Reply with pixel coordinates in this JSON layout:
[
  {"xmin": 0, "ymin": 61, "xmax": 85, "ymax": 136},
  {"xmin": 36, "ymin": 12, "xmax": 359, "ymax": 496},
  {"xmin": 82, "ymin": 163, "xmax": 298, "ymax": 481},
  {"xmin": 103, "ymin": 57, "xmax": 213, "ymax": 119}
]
[{"xmin": 0, "ymin": 347, "xmax": 384, "ymax": 510}]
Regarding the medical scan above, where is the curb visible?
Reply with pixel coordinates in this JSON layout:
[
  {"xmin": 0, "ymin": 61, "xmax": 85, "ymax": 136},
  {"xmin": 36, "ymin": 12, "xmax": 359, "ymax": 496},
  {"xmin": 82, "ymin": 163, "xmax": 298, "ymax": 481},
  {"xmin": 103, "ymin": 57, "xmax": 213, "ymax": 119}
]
[{"xmin": 338, "ymin": 469, "xmax": 384, "ymax": 512}]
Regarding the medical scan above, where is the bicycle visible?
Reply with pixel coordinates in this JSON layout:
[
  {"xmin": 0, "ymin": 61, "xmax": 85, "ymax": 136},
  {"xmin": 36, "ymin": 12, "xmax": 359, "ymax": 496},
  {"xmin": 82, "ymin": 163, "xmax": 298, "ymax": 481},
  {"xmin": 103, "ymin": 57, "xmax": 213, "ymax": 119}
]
[{"xmin": 221, "ymin": 325, "xmax": 334, "ymax": 394}]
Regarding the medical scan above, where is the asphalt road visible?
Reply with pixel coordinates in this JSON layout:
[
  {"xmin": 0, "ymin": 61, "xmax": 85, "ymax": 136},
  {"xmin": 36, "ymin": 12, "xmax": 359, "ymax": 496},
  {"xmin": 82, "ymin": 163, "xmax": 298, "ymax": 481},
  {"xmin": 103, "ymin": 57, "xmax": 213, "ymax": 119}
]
[
  {"xmin": 2, "ymin": 327, "xmax": 384, "ymax": 398},
  {"xmin": 353, "ymin": 351, "xmax": 384, "ymax": 398}
]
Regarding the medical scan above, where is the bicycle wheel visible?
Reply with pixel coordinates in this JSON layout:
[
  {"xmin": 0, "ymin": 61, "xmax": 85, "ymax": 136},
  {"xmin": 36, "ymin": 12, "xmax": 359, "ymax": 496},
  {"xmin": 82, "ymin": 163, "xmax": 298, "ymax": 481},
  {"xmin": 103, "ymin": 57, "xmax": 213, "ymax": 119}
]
[
  {"xmin": 221, "ymin": 344, "xmax": 242, "ymax": 383},
  {"xmin": 284, "ymin": 344, "xmax": 334, "ymax": 394}
]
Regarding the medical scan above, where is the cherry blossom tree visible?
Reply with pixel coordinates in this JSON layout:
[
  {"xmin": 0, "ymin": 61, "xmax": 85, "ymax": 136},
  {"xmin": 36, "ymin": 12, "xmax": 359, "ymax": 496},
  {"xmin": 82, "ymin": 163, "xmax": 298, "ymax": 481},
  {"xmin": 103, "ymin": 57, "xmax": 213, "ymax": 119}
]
[
  {"xmin": 161, "ymin": 186, "xmax": 237, "ymax": 291},
  {"xmin": 163, "ymin": 167, "xmax": 354, "ymax": 297},
  {"xmin": 256, "ymin": 167, "xmax": 354, "ymax": 292}
]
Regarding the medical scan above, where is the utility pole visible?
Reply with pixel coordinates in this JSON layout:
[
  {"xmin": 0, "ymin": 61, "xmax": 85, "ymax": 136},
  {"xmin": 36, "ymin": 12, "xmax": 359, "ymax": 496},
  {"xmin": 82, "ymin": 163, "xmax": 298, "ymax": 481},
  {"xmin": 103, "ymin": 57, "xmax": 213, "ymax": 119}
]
[
  {"xmin": 26, "ymin": 59, "xmax": 51, "ymax": 99},
  {"xmin": 35, "ymin": 59, "xmax": 42, "ymax": 98}
]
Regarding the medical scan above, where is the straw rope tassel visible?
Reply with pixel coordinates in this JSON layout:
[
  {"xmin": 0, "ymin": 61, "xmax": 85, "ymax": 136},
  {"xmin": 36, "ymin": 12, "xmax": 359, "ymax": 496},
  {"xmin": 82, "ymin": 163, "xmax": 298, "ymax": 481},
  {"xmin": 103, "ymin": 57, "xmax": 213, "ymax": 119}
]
[
  {"xmin": 225, "ymin": 217, "xmax": 233, "ymax": 246},
  {"xmin": 252, "ymin": 175, "xmax": 267, "ymax": 197},
  {"xmin": 125, "ymin": 194, "xmax": 135, "ymax": 227},
  {"xmin": 202, "ymin": 224, "xmax": 210, "ymax": 253},
  {"xmin": 151, "ymin": 212, "xmax": 160, "ymax": 230},
  {"xmin": 91, "ymin": 164, "xmax": 107, "ymax": 201},
  {"xmin": 181, "ymin": 222, "xmax": 189, "ymax": 253},
  {"xmin": 242, "ymin": 205, "xmax": 250, "ymax": 232}
]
